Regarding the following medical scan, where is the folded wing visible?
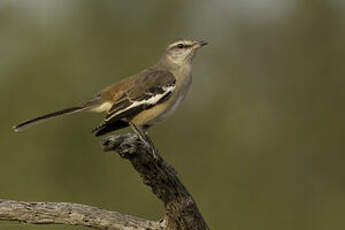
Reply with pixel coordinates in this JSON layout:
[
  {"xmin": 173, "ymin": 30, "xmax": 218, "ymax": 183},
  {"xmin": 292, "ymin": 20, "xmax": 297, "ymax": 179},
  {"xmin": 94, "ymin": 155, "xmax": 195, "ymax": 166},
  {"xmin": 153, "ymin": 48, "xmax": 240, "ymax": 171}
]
[{"xmin": 92, "ymin": 70, "xmax": 176, "ymax": 136}]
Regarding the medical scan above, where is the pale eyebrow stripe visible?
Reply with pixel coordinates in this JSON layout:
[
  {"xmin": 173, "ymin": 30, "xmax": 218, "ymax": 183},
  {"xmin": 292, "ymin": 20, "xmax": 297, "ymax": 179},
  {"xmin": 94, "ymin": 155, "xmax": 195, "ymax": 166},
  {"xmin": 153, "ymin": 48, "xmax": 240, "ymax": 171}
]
[
  {"xmin": 168, "ymin": 40, "xmax": 194, "ymax": 49},
  {"xmin": 168, "ymin": 41, "xmax": 184, "ymax": 48}
]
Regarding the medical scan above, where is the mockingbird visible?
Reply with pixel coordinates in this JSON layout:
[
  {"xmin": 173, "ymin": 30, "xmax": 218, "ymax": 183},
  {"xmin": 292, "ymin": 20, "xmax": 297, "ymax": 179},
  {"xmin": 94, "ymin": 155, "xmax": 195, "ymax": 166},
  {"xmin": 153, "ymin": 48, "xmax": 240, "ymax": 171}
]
[{"xmin": 13, "ymin": 39, "xmax": 207, "ymax": 156}]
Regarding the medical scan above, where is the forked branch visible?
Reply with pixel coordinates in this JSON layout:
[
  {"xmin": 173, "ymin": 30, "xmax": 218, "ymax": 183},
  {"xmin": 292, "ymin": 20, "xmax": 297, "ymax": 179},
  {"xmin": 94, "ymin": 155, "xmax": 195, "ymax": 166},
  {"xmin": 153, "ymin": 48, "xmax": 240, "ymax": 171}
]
[{"xmin": 0, "ymin": 133, "xmax": 209, "ymax": 230}]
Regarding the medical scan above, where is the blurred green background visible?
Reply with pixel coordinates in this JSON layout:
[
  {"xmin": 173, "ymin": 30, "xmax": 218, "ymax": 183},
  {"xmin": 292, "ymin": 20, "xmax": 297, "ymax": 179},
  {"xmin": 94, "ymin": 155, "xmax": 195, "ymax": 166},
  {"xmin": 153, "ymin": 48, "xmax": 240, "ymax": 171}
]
[{"xmin": 1, "ymin": 0, "xmax": 345, "ymax": 229}]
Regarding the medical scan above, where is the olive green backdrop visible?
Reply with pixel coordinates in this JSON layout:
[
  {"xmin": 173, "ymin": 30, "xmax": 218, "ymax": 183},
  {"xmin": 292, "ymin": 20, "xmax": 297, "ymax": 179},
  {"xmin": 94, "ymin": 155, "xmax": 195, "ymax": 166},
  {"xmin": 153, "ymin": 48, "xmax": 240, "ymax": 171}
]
[{"xmin": 1, "ymin": 1, "xmax": 345, "ymax": 229}]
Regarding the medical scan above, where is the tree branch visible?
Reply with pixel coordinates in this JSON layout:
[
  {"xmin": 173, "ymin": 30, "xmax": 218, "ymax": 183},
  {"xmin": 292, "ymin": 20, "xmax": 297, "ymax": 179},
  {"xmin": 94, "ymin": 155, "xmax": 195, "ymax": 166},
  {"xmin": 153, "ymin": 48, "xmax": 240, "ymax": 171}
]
[
  {"xmin": 0, "ymin": 133, "xmax": 209, "ymax": 230},
  {"xmin": 103, "ymin": 133, "xmax": 209, "ymax": 230},
  {"xmin": 0, "ymin": 199, "xmax": 160, "ymax": 230}
]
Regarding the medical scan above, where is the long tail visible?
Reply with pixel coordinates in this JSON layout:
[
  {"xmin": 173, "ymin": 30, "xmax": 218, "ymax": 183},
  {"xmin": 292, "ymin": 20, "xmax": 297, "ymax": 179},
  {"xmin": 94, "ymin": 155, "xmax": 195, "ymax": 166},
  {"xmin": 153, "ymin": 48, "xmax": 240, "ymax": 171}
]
[{"xmin": 13, "ymin": 106, "xmax": 88, "ymax": 132}]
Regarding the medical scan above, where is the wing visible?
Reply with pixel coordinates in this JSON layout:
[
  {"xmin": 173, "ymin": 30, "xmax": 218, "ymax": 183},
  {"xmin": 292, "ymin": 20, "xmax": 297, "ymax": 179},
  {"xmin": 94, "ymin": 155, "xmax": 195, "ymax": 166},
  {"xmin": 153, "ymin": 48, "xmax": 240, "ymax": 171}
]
[
  {"xmin": 105, "ymin": 70, "xmax": 176, "ymax": 121},
  {"xmin": 92, "ymin": 70, "xmax": 176, "ymax": 136}
]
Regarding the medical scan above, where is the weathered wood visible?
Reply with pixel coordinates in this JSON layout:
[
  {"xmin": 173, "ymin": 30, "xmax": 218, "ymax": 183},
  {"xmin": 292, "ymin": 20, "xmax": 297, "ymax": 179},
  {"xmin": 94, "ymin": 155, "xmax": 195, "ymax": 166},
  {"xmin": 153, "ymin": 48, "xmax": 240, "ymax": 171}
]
[
  {"xmin": 103, "ymin": 133, "xmax": 209, "ymax": 230},
  {"xmin": 0, "ymin": 133, "xmax": 209, "ymax": 230},
  {"xmin": 0, "ymin": 199, "xmax": 160, "ymax": 230}
]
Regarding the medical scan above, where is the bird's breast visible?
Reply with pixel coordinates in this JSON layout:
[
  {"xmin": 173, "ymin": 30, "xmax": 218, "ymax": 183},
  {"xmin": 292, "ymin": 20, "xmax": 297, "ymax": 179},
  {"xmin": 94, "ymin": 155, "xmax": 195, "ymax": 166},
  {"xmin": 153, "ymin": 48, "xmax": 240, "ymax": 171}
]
[{"xmin": 131, "ymin": 73, "xmax": 192, "ymax": 126}]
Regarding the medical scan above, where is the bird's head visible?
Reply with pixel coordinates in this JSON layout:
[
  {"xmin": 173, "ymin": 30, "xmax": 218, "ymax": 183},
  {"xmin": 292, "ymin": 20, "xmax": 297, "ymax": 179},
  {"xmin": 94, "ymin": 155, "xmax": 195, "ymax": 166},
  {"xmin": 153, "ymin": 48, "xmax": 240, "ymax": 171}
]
[{"xmin": 164, "ymin": 39, "xmax": 208, "ymax": 65}]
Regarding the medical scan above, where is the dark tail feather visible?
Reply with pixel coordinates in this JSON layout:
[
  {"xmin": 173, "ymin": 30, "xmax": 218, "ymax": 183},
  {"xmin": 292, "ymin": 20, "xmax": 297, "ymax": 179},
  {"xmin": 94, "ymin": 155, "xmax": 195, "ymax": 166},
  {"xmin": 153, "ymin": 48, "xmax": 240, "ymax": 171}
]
[{"xmin": 13, "ymin": 106, "xmax": 87, "ymax": 132}]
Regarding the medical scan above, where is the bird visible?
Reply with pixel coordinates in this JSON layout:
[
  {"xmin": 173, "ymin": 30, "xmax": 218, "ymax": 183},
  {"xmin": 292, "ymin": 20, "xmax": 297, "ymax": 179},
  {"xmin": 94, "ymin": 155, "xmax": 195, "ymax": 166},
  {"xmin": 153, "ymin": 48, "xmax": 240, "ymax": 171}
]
[{"xmin": 13, "ymin": 39, "xmax": 207, "ymax": 156}]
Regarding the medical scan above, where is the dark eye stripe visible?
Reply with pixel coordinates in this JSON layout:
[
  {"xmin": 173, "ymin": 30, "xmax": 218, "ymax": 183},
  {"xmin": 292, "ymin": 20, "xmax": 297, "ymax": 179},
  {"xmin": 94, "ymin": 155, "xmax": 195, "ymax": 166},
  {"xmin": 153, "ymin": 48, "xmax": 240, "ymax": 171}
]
[{"xmin": 175, "ymin": 44, "xmax": 192, "ymax": 49}]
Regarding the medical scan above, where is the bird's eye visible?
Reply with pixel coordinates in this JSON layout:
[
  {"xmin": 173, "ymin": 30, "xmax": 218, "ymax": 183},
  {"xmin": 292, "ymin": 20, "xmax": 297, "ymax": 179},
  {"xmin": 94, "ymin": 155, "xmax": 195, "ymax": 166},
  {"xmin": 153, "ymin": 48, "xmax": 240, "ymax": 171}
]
[{"xmin": 177, "ymin": 44, "xmax": 184, "ymax": 49}]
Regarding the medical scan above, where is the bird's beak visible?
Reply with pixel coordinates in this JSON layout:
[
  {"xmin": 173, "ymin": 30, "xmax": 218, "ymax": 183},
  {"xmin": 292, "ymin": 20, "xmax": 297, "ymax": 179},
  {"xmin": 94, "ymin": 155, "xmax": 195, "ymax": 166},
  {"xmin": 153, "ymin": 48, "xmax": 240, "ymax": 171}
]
[
  {"xmin": 198, "ymin": 41, "xmax": 208, "ymax": 47},
  {"xmin": 193, "ymin": 40, "xmax": 208, "ymax": 49}
]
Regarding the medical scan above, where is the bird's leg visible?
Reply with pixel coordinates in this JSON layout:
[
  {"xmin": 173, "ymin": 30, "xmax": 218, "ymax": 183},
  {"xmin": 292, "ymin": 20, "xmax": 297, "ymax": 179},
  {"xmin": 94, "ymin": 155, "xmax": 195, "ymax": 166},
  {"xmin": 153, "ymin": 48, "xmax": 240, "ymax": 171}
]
[
  {"xmin": 128, "ymin": 122, "xmax": 158, "ymax": 159},
  {"xmin": 141, "ymin": 129, "xmax": 159, "ymax": 159}
]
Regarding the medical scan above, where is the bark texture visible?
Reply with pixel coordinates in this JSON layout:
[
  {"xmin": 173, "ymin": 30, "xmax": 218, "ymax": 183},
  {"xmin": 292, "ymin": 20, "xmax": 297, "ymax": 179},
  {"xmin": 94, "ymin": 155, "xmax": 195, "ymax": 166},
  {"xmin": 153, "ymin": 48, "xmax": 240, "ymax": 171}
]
[
  {"xmin": 0, "ymin": 199, "xmax": 160, "ymax": 230},
  {"xmin": 0, "ymin": 133, "xmax": 209, "ymax": 230},
  {"xmin": 103, "ymin": 134, "xmax": 209, "ymax": 230}
]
